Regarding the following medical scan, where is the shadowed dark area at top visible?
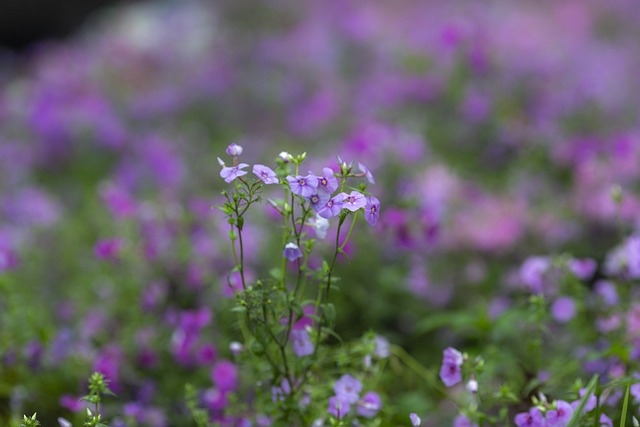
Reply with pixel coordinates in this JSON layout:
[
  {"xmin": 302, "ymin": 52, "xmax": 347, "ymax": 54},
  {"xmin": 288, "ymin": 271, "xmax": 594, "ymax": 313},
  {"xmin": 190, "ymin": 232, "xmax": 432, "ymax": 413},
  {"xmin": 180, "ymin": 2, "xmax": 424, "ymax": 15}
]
[{"xmin": 0, "ymin": 0, "xmax": 132, "ymax": 51}]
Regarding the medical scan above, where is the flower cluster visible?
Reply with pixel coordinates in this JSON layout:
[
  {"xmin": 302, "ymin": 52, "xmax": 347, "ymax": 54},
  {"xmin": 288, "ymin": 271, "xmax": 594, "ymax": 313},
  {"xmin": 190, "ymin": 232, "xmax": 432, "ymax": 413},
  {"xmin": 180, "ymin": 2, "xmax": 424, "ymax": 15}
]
[{"xmin": 327, "ymin": 375, "xmax": 381, "ymax": 420}]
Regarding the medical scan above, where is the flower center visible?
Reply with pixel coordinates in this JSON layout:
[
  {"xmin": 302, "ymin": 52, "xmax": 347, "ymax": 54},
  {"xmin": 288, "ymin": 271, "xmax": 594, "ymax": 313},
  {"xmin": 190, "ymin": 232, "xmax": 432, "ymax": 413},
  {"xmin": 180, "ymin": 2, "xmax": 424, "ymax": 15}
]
[
  {"xmin": 298, "ymin": 179, "xmax": 306, "ymax": 186},
  {"xmin": 311, "ymin": 196, "xmax": 318, "ymax": 203}
]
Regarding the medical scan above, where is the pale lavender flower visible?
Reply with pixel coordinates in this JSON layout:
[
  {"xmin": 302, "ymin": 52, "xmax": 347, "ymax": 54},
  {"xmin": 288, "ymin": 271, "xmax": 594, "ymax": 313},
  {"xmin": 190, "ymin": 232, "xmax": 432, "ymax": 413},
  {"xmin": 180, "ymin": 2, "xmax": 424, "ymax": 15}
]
[
  {"xmin": 317, "ymin": 194, "xmax": 345, "ymax": 219},
  {"xmin": 358, "ymin": 162, "xmax": 375, "ymax": 184},
  {"xmin": 514, "ymin": 407, "xmax": 545, "ymax": 427},
  {"xmin": 308, "ymin": 191, "xmax": 331, "ymax": 212},
  {"xmin": 454, "ymin": 414, "xmax": 478, "ymax": 427},
  {"xmin": 287, "ymin": 174, "xmax": 318, "ymax": 197},
  {"xmin": 595, "ymin": 280, "xmax": 618, "ymax": 306},
  {"xmin": 599, "ymin": 414, "xmax": 613, "ymax": 427},
  {"xmin": 410, "ymin": 413, "xmax": 421, "ymax": 426},
  {"xmin": 440, "ymin": 347, "xmax": 463, "ymax": 387},
  {"xmin": 253, "ymin": 164, "xmax": 278, "ymax": 184},
  {"xmin": 310, "ymin": 214, "xmax": 330, "ymax": 239},
  {"xmin": 364, "ymin": 196, "xmax": 380, "ymax": 226},
  {"xmin": 340, "ymin": 191, "xmax": 366, "ymax": 212},
  {"xmin": 318, "ymin": 167, "xmax": 339, "ymax": 193},
  {"xmin": 283, "ymin": 242, "xmax": 302, "ymax": 262},
  {"xmin": 357, "ymin": 392, "xmax": 381, "ymax": 418},
  {"xmin": 328, "ymin": 395, "xmax": 350, "ymax": 419},
  {"xmin": 546, "ymin": 400, "xmax": 573, "ymax": 427},
  {"xmin": 374, "ymin": 335, "xmax": 390, "ymax": 358},
  {"xmin": 520, "ymin": 256, "xmax": 551, "ymax": 294},
  {"xmin": 569, "ymin": 258, "xmax": 597, "ymax": 280},
  {"xmin": 225, "ymin": 143, "xmax": 243, "ymax": 156},
  {"xmin": 551, "ymin": 297, "xmax": 576, "ymax": 323},
  {"xmin": 291, "ymin": 329, "xmax": 314, "ymax": 357},
  {"xmin": 334, "ymin": 374, "xmax": 362, "ymax": 404},
  {"xmin": 571, "ymin": 388, "xmax": 596, "ymax": 412},
  {"xmin": 220, "ymin": 163, "xmax": 249, "ymax": 183}
]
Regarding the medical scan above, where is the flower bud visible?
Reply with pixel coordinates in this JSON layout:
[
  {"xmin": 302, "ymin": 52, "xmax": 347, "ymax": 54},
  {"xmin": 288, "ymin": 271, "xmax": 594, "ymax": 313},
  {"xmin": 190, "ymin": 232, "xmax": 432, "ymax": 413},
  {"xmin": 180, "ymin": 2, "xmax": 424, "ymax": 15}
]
[
  {"xmin": 279, "ymin": 151, "xmax": 292, "ymax": 163},
  {"xmin": 466, "ymin": 379, "xmax": 478, "ymax": 393},
  {"xmin": 226, "ymin": 143, "xmax": 243, "ymax": 157}
]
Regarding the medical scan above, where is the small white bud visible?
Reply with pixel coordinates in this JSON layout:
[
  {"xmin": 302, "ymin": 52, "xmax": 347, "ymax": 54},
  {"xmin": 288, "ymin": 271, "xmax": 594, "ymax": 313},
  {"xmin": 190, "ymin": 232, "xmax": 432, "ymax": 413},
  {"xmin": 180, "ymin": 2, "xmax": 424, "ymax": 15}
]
[{"xmin": 466, "ymin": 379, "xmax": 478, "ymax": 393}]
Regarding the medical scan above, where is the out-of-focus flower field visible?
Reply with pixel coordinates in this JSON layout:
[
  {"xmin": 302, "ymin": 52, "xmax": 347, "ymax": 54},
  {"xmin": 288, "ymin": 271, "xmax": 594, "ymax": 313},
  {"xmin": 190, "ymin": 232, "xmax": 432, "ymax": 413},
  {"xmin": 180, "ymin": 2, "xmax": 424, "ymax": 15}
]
[{"xmin": 3, "ymin": 0, "xmax": 640, "ymax": 426}]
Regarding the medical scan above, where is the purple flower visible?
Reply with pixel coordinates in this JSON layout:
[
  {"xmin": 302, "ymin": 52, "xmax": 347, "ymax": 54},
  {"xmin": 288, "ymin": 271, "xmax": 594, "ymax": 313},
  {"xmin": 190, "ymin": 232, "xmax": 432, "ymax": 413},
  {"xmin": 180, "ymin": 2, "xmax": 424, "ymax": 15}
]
[
  {"xmin": 571, "ymin": 388, "xmax": 596, "ymax": 413},
  {"xmin": 440, "ymin": 347, "xmax": 463, "ymax": 387},
  {"xmin": 253, "ymin": 164, "xmax": 278, "ymax": 184},
  {"xmin": 358, "ymin": 162, "xmax": 375, "ymax": 184},
  {"xmin": 283, "ymin": 242, "xmax": 303, "ymax": 262},
  {"xmin": 454, "ymin": 414, "xmax": 478, "ymax": 427},
  {"xmin": 291, "ymin": 329, "xmax": 314, "ymax": 357},
  {"xmin": 339, "ymin": 191, "xmax": 366, "ymax": 212},
  {"xmin": 308, "ymin": 191, "xmax": 331, "ymax": 212},
  {"xmin": 357, "ymin": 392, "xmax": 381, "ymax": 418},
  {"xmin": 595, "ymin": 280, "xmax": 618, "ymax": 306},
  {"xmin": 514, "ymin": 407, "xmax": 546, "ymax": 427},
  {"xmin": 317, "ymin": 194, "xmax": 345, "ymax": 219},
  {"xmin": 364, "ymin": 196, "xmax": 380, "ymax": 226},
  {"xmin": 334, "ymin": 374, "xmax": 362, "ymax": 404},
  {"xmin": 546, "ymin": 400, "xmax": 573, "ymax": 427},
  {"xmin": 328, "ymin": 395, "xmax": 350, "ymax": 419},
  {"xmin": 520, "ymin": 256, "xmax": 551, "ymax": 294},
  {"xmin": 410, "ymin": 413, "xmax": 421, "ymax": 426},
  {"xmin": 599, "ymin": 414, "xmax": 613, "ymax": 427},
  {"xmin": 220, "ymin": 163, "xmax": 249, "ymax": 183},
  {"xmin": 211, "ymin": 360, "xmax": 238, "ymax": 392},
  {"xmin": 551, "ymin": 297, "xmax": 576, "ymax": 323},
  {"xmin": 630, "ymin": 374, "xmax": 640, "ymax": 404},
  {"xmin": 94, "ymin": 238, "xmax": 123, "ymax": 261},
  {"xmin": 318, "ymin": 167, "xmax": 339, "ymax": 193},
  {"xmin": 287, "ymin": 174, "xmax": 318, "ymax": 197},
  {"xmin": 569, "ymin": 258, "xmax": 597, "ymax": 280},
  {"xmin": 374, "ymin": 335, "xmax": 390, "ymax": 358},
  {"xmin": 225, "ymin": 143, "xmax": 243, "ymax": 156},
  {"xmin": 272, "ymin": 379, "xmax": 291, "ymax": 403}
]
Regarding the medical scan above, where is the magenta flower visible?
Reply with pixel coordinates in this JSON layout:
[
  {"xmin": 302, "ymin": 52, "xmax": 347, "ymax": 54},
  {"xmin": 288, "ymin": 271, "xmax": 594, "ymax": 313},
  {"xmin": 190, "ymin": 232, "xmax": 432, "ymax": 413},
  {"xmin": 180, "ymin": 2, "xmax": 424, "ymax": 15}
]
[
  {"xmin": 317, "ymin": 194, "xmax": 345, "ymax": 219},
  {"xmin": 291, "ymin": 329, "xmax": 314, "ymax": 357},
  {"xmin": 440, "ymin": 347, "xmax": 463, "ymax": 387},
  {"xmin": 283, "ymin": 242, "xmax": 303, "ymax": 262},
  {"xmin": 514, "ymin": 407, "xmax": 545, "ymax": 427},
  {"xmin": 364, "ymin": 196, "xmax": 380, "ymax": 226},
  {"xmin": 253, "ymin": 164, "xmax": 278, "ymax": 184},
  {"xmin": 220, "ymin": 163, "xmax": 249, "ymax": 183},
  {"xmin": 334, "ymin": 374, "xmax": 362, "ymax": 404},
  {"xmin": 339, "ymin": 191, "xmax": 366, "ymax": 212},
  {"xmin": 308, "ymin": 191, "xmax": 331, "ymax": 212},
  {"xmin": 287, "ymin": 174, "xmax": 318, "ymax": 197},
  {"xmin": 328, "ymin": 395, "xmax": 351, "ymax": 419},
  {"xmin": 358, "ymin": 162, "xmax": 375, "ymax": 184},
  {"xmin": 318, "ymin": 167, "xmax": 339, "ymax": 193},
  {"xmin": 94, "ymin": 238, "xmax": 123, "ymax": 261},
  {"xmin": 225, "ymin": 143, "xmax": 243, "ymax": 156},
  {"xmin": 357, "ymin": 392, "xmax": 381, "ymax": 418},
  {"xmin": 546, "ymin": 400, "xmax": 573, "ymax": 427},
  {"xmin": 211, "ymin": 360, "xmax": 238, "ymax": 392}
]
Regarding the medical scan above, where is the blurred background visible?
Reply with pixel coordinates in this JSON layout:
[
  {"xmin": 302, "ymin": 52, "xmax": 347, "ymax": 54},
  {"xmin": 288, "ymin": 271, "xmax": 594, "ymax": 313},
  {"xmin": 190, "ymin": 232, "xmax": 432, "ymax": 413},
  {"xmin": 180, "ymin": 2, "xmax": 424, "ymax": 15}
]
[{"xmin": 2, "ymin": 0, "xmax": 640, "ymax": 425}]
